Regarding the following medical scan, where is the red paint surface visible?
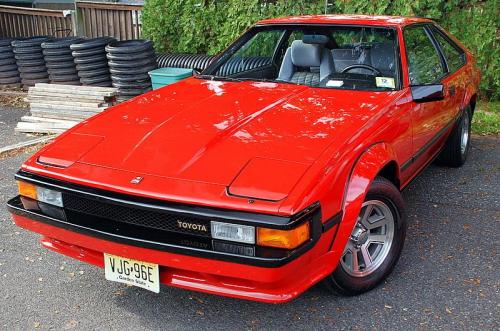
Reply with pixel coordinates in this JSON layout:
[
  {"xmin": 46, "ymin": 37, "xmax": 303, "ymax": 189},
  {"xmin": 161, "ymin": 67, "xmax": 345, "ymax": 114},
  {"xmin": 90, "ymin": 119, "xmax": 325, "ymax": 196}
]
[{"xmin": 11, "ymin": 16, "xmax": 480, "ymax": 302}]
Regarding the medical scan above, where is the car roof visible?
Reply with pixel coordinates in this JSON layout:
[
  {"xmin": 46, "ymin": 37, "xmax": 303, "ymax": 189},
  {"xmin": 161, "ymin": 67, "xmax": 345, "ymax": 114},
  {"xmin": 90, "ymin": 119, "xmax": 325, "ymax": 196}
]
[{"xmin": 257, "ymin": 14, "xmax": 433, "ymax": 27}]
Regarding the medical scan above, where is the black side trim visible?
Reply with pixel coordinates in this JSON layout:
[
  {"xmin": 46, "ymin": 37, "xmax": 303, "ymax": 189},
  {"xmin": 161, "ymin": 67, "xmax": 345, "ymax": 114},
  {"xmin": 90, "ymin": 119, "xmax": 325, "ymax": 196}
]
[
  {"xmin": 7, "ymin": 195, "xmax": 320, "ymax": 268},
  {"xmin": 322, "ymin": 211, "xmax": 342, "ymax": 233},
  {"xmin": 401, "ymin": 116, "xmax": 458, "ymax": 172}
]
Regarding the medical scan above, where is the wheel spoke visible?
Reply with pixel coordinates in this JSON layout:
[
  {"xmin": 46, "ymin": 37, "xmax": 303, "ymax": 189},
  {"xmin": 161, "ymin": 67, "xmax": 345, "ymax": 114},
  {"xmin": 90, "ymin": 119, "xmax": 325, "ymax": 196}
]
[
  {"xmin": 361, "ymin": 245, "xmax": 372, "ymax": 268},
  {"xmin": 359, "ymin": 204, "xmax": 374, "ymax": 228},
  {"xmin": 364, "ymin": 214, "xmax": 387, "ymax": 230},
  {"xmin": 351, "ymin": 248, "xmax": 360, "ymax": 272},
  {"xmin": 368, "ymin": 234, "xmax": 386, "ymax": 244}
]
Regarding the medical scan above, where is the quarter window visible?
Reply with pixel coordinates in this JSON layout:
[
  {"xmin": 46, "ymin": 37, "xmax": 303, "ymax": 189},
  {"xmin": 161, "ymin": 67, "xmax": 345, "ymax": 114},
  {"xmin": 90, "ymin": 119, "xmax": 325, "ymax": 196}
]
[
  {"xmin": 404, "ymin": 26, "xmax": 445, "ymax": 85},
  {"xmin": 431, "ymin": 27, "xmax": 465, "ymax": 73}
]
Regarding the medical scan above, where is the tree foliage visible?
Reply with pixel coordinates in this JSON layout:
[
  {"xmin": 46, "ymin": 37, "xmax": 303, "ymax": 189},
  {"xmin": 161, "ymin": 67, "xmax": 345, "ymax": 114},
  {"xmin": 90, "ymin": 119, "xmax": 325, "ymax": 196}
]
[{"xmin": 142, "ymin": 0, "xmax": 498, "ymax": 99}]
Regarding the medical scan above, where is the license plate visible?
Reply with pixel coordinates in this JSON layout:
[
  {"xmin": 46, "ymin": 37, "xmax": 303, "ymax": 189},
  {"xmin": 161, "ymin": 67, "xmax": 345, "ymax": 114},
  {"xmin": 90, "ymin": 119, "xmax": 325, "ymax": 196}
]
[{"xmin": 104, "ymin": 253, "xmax": 160, "ymax": 293}]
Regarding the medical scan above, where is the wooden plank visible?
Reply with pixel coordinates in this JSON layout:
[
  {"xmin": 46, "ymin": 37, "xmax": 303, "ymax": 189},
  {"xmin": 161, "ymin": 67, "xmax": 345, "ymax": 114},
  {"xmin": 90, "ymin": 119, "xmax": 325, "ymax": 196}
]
[
  {"xmin": 107, "ymin": 8, "xmax": 114, "ymax": 38},
  {"xmin": 114, "ymin": 10, "xmax": 120, "ymax": 39},
  {"xmin": 29, "ymin": 14, "xmax": 36, "ymax": 36},
  {"xmin": 17, "ymin": 121, "xmax": 77, "ymax": 130},
  {"xmin": 21, "ymin": 116, "xmax": 79, "ymax": 125},
  {"xmin": 27, "ymin": 91, "xmax": 114, "ymax": 102},
  {"xmin": 48, "ymin": 15, "xmax": 54, "ymax": 36},
  {"xmin": 84, "ymin": 8, "xmax": 91, "ymax": 37},
  {"xmin": 76, "ymin": 2, "xmax": 143, "ymax": 11},
  {"xmin": 15, "ymin": 13, "xmax": 22, "ymax": 36},
  {"xmin": 33, "ymin": 83, "xmax": 117, "ymax": 92},
  {"xmin": 42, "ymin": 16, "xmax": 49, "ymax": 36},
  {"xmin": 119, "ymin": 10, "xmax": 126, "ymax": 40},
  {"xmin": 0, "ymin": 5, "xmax": 67, "ymax": 18},
  {"xmin": 27, "ymin": 97, "xmax": 109, "ymax": 108},
  {"xmin": 30, "ymin": 109, "xmax": 98, "ymax": 120},
  {"xmin": 15, "ymin": 127, "xmax": 66, "ymax": 134},
  {"xmin": 96, "ymin": 8, "xmax": 103, "ymax": 37},
  {"xmin": 31, "ymin": 84, "xmax": 117, "ymax": 96},
  {"xmin": 101, "ymin": 7, "xmax": 108, "ymax": 36},
  {"xmin": 125, "ymin": 10, "xmax": 132, "ymax": 40},
  {"xmin": 27, "ymin": 94, "xmax": 111, "ymax": 104},
  {"xmin": 52, "ymin": 17, "xmax": 58, "ymax": 36},
  {"xmin": 134, "ymin": 10, "xmax": 141, "ymax": 39},
  {"xmin": 0, "ymin": 135, "xmax": 58, "ymax": 155},
  {"xmin": 17, "ymin": 14, "xmax": 23, "ymax": 36},
  {"xmin": 30, "ymin": 103, "xmax": 107, "ymax": 112},
  {"xmin": 28, "ymin": 89, "xmax": 116, "ymax": 98},
  {"xmin": 8, "ymin": 13, "xmax": 14, "ymax": 36},
  {"xmin": 90, "ymin": 7, "xmax": 97, "ymax": 38}
]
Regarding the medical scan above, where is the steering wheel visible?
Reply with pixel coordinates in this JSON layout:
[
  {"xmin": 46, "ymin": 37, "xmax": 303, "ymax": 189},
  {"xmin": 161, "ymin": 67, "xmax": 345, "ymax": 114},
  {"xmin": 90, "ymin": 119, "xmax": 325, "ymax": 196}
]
[{"xmin": 341, "ymin": 64, "xmax": 382, "ymax": 76}]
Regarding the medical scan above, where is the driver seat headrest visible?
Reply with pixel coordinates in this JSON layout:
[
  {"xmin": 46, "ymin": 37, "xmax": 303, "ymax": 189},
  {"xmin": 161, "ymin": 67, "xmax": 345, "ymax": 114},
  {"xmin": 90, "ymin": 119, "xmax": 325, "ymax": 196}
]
[{"xmin": 290, "ymin": 40, "xmax": 321, "ymax": 68}]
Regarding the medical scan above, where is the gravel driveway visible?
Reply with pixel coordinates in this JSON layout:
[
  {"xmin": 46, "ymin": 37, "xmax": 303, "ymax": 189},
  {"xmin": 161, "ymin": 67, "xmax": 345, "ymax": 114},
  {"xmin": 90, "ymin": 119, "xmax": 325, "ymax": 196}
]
[
  {"xmin": 0, "ymin": 136, "xmax": 498, "ymax": 331},
  {"xmin": 0, "ymin": 106, "xmax": 29, "ymax": 147}
]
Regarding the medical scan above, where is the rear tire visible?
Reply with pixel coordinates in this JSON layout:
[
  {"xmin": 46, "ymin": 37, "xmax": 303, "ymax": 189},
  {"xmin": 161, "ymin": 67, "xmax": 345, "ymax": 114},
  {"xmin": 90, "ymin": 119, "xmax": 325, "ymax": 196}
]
[
  {"xmin": 324, "ymin": 177, "xmax": 407, "ymax": 296},
  {"xmin": 437, "ymin": 106, "xmax": 472, "ymax": 167}
]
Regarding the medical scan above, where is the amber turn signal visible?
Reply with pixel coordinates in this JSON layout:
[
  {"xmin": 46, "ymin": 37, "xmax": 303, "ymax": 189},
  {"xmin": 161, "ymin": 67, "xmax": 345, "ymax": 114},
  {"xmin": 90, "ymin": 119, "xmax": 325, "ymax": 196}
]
[
  {"xmin": 17, "ymin": 181, "xmax": 38, "ymax": 200},
  {"xmin": 257, "ymin": 222, "xmax": 310, "ymax": 249}
]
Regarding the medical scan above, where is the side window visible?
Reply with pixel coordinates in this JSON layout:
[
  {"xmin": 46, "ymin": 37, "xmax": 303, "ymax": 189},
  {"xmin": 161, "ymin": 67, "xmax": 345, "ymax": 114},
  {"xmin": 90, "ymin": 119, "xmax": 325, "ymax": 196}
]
[
  {"xmin": 431, "ymin": 27, "xmax": 465, "ymax": 73},
  {"xmin": 404, "ymin": 26, "xmax": 445, "ymax": 85},
  {"xmin": 217, "ymin": 30, "xmax": 283, "ymax": 76},
  {"xmin": 233, "ymin": 30, "xmax": 283, "ymax": 58}
]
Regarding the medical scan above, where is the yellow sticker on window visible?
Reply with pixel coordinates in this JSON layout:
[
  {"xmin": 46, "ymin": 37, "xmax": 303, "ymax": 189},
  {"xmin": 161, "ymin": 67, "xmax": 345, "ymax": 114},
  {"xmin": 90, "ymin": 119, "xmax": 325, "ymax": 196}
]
[{"xmin": 375, "ymin": 77, "xmax": 395, "ymax": 88}]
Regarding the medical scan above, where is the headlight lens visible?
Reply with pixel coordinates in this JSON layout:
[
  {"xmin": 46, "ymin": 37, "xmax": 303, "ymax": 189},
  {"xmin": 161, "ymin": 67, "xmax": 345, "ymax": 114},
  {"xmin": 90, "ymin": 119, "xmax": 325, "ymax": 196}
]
[
  {"xmin": 36, "ymin": 186, "xmax": 63, "ymax": 207},
  {"xmin": 17, "ymin": 181, "xmax": 63, "ymax": 207},
  {"xmin": 211, "ymin": 221, "xmax": 255, "ymax": 244}
]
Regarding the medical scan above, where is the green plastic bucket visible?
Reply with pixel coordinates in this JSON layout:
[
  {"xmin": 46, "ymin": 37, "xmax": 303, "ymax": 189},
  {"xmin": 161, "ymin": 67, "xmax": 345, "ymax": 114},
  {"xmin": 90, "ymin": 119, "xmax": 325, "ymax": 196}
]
[{"xmin": 148, "ymin": 67, "xmax": 193, "ymax": 89}]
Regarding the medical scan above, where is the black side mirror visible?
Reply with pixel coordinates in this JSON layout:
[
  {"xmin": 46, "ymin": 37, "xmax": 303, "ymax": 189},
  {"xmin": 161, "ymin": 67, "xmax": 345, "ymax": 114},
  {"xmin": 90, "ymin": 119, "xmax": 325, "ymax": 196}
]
[{"xmin": 411, "ymin": 84, "xmax": 444, "ymax": 103}]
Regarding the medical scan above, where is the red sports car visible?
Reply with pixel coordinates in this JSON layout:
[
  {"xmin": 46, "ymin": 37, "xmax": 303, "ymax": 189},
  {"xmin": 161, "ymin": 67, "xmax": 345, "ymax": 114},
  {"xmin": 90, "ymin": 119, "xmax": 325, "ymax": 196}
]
[{"xmin": 8, "ymin": 15, "xmax": 480, "ymax": 303}]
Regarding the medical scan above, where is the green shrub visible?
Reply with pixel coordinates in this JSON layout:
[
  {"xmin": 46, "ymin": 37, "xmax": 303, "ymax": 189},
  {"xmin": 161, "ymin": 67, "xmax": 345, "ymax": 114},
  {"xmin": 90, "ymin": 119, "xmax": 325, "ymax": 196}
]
[{"xmin": 142, "ymin": 0, "xmax": 498, "ymax": 100}]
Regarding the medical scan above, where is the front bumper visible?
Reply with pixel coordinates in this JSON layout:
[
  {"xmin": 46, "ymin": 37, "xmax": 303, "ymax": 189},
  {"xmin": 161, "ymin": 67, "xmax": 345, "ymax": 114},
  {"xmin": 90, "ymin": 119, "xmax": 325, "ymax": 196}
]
[
  {"xmin": 10, "ymin": 211, "xmax": 340, "ymax": 303},
  {"xmin": 7, "ymin": 171, "xmax": 343, "ymax": 302}
]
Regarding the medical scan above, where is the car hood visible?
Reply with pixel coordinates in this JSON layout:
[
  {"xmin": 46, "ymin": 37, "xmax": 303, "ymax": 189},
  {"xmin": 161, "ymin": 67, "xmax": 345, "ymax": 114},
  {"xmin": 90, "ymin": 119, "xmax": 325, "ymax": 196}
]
[{"xmin": 36, "ymin": 78, "xmax": 398, "ymax": 201}]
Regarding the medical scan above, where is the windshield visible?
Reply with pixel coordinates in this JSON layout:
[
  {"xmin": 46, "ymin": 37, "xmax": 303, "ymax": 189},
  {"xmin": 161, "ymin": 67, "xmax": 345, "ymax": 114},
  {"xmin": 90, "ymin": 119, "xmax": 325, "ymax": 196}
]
[{"xmin": 201, "ymin": 25, "xmax": 399, "ymax": 91}]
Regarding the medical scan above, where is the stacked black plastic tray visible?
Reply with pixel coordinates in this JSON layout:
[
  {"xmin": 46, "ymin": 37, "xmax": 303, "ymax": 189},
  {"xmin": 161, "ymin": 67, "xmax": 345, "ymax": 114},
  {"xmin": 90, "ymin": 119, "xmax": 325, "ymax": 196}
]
[
  {"xmin": 12, "ymin": 37, "xmax": 51, "ymax": 87},
  {"xmin": 156, "ymin": 53, "xmax": 215, "ymax": 71},
  {"xmin": 106, "ymin": 40, "xmax": 156, "ymax": 100},
  {"xmin": 42, "ymin": 37, "xmax": 83, "ymax": 85},
  {"xmin": 156, "ymin": 54, "xmax": 271, "ymax": 76},
  {"xmin": 0, "ymin": 38, "xmax": 20, "ymax": 85},
  {"xmin": 71, "ymin": 37, "xmax": 116, "ymax": 87}
]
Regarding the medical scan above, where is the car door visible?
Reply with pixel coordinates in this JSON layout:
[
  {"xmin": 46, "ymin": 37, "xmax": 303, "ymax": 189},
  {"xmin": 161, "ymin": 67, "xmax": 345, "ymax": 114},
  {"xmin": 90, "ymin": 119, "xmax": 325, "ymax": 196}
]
[{"xmin": 403, "ymin": 24, "xmax": 455, "ymax": 164}]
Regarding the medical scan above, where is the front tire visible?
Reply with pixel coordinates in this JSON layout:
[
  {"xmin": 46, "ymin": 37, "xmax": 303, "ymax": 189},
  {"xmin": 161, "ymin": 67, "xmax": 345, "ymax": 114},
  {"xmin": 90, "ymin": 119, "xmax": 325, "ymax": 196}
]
[{"xmin": 324, "ymin": 177, "xmax": 407, "ymax": 296}]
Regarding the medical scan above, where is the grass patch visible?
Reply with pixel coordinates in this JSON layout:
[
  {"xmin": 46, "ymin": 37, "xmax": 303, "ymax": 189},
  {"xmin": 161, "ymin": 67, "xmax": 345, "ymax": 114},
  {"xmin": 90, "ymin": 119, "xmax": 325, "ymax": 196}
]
[{"xmin": 472, "ymin": 102, "xmax": 499, "ymax": 135}]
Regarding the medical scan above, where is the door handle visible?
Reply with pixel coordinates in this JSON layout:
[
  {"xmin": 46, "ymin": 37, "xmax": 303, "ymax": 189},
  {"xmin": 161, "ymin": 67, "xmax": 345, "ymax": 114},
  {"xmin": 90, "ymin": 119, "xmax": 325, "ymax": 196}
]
[{"xmin": 448, "ymin": 85, "xmax": 456, "ymax": 96}]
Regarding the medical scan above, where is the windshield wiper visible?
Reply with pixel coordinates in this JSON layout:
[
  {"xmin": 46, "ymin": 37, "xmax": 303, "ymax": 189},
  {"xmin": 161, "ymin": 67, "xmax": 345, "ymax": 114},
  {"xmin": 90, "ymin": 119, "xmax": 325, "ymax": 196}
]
[
  {"xmin": 236, "ymin": 78, "xmax": 296, "ymax": 85},
  {"xmin": 195, "ymin": 74, "xmax": 243, "ymax": 82}
]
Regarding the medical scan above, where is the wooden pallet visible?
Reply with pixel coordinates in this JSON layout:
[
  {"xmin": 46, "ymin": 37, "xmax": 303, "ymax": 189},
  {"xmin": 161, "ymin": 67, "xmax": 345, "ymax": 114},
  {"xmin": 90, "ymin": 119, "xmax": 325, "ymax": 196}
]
[{"xmin": 17, "ymin": 83, "xmax": 118, "ymax": 134}]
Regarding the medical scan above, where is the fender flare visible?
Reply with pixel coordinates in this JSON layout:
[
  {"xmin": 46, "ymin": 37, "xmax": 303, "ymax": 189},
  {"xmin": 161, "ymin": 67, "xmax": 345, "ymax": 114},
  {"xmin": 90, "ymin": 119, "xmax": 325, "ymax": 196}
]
[{"xmin": 329, "ymin": 142, "xmax": 399, "ymax": 260}]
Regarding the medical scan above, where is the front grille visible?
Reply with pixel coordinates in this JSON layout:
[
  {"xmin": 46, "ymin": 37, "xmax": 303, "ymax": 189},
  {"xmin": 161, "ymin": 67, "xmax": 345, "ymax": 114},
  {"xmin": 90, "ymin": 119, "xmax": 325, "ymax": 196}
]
[{"xmin": 62, "ymin": 193, "xmax": 211, "ymax": 237}]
